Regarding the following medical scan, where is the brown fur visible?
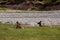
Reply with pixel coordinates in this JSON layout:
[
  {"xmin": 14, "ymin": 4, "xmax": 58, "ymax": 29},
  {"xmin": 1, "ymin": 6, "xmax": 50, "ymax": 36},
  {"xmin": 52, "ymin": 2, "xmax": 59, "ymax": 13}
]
[{"xmin": 16, "ymin": 21, "xmax": 24, "ymax": 29}]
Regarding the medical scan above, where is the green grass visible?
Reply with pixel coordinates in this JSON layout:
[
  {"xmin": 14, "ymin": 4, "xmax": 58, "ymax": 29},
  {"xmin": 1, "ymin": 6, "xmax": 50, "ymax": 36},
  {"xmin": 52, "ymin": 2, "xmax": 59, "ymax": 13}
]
[{"xmin": 0, "ymin": 24, "xmax": 60, "ymax": 40}]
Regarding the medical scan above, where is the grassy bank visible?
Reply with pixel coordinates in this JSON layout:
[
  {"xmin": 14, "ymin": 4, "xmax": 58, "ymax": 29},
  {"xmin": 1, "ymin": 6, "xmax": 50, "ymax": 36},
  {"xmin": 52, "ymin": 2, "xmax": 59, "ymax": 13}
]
[
  {"xmin": 0, "ymin": 7, "xmax": 60, "ymax": 13},
  {"xmin": 0, "ymin": 24, "xmax": 60, "ymax": 40},
  {"xmin": 0, "ymin": 9, "xmax": 60, "ymax": 13}
]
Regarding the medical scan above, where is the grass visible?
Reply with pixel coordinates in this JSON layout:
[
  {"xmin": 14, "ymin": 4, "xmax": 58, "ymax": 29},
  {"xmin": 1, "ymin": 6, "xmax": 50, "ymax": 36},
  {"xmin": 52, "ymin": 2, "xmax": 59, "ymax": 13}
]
[{"xmin": 0, "ymin": 24, "xmax": 60, "ymax": 40}]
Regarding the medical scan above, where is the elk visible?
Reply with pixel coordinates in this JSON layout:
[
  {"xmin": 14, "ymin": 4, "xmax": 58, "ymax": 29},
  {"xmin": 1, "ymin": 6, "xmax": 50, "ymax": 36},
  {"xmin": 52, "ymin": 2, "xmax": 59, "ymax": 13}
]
[
  {"xmin": 16, "ymin": 21, "xmax": 24, "ymax": 29},
  {"xmin": 37, "ymin": 21, "xmax": 42, "ymax": 27}
]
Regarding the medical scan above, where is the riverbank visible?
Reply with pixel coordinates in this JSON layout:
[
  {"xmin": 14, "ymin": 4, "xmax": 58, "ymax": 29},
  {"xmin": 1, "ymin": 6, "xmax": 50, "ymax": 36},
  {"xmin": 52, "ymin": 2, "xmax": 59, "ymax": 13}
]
[{"xmin": 0, "ymin": 10, "xmax": 60, "ymax": 13}]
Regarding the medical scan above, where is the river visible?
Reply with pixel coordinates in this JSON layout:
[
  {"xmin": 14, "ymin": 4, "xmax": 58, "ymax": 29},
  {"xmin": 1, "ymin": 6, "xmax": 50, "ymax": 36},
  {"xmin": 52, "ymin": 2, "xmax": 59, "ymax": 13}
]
[{"xmin": 0, "ymin": 11, "xmax": 60, "ymax": 26}]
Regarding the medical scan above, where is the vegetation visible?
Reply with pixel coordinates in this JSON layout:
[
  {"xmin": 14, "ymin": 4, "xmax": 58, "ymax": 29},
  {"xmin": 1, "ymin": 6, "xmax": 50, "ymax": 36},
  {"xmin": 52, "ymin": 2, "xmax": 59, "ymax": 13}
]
[
  {"xmin": 0, "ymin": 0, "xmax": 60, "ymax": 10},
  {"xmin": 0, "ymin": 24, "xmax": 60, "ymax": 40},
  {"xmin": 0, "ymin": 0, "xmax": 59, "ymax": 4}
]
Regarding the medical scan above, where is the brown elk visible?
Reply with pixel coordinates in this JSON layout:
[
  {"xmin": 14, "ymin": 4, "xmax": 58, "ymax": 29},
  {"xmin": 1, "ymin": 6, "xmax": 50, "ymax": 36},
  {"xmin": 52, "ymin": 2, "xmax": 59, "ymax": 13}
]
[{"xmin": 16, "ymin": 21, "xmax": 24, "ymax": 29}]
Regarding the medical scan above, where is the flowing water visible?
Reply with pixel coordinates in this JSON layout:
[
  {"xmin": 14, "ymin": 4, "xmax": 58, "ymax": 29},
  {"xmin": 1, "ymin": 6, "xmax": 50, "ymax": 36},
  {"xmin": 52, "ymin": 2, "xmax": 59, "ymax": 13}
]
[{"xmin": 0, "ymin": 11, "xmax": 60, "ymax": 26}]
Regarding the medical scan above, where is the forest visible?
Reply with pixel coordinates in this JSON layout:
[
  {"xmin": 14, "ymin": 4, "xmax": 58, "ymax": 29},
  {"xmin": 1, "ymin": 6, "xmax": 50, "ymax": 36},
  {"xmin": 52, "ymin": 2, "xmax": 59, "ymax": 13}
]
[{"xmin": 0, "ymin": 0, "xmax": 60, "ymax": 10}]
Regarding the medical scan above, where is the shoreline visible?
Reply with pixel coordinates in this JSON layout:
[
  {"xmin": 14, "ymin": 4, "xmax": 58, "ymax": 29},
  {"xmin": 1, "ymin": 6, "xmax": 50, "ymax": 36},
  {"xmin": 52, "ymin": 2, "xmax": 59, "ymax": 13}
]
[{"xmin": 0, "ymin": 10, "xmax": 60, "ymax": 13}]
